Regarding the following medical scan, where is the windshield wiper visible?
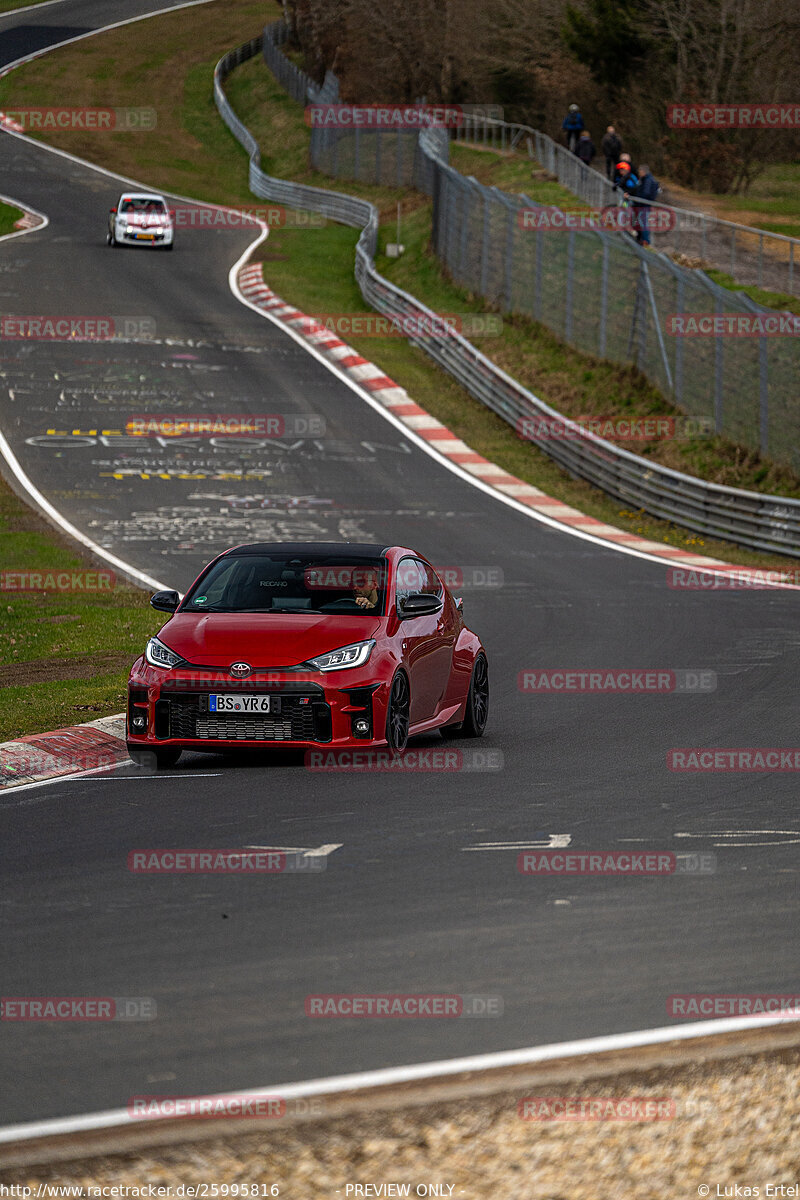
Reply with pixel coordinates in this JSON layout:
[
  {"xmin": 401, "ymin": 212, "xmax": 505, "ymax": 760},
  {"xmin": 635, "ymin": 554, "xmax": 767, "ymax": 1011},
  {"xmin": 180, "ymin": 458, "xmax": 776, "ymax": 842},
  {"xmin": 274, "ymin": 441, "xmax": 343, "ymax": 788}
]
[{"xmin": 268, "ymin": 607, "xmax": 322, "ymax": 614}]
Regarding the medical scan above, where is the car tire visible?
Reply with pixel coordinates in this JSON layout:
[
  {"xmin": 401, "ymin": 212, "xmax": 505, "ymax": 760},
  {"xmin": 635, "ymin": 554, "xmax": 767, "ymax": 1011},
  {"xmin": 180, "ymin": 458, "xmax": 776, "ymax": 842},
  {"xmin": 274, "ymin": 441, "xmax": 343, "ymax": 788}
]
[
  {"xmin": 442, "ymin": 654, "xmax": 488, "ymax": 739},
  {"xmin": 107, "ymin": 231, "xmax": 115, "ymax": 246},
  {"xmin": 164, "ymin": 243, "xmax": 174, "ymax": 251},
  {"xmin": 127, "ymin": 746, "xmax": 182, "ymax": 771},
  {"xmin": 385, "ymin": 671, "xmax": 410, "ymax": 753}
]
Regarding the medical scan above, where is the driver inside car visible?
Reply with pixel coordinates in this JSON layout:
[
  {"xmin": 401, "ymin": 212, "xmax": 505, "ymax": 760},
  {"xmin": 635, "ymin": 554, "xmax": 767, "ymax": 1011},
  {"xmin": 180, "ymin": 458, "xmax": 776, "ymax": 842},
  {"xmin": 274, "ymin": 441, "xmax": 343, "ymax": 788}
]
[{"xmin": 353, "ymin": 568, "xmax": 379, "ymax": 609}]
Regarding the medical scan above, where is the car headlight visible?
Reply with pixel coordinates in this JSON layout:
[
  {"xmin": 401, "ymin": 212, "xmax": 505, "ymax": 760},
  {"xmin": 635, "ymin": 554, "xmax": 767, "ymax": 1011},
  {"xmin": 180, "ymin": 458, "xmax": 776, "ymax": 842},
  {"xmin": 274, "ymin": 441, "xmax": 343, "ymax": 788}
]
[
  {"xmin": 308, "ymin": 640, "xmax": 375, "ymax": 672},
  {"xmin": 144, "ymin": 636, "xmax": 183, "ymax": 669}
]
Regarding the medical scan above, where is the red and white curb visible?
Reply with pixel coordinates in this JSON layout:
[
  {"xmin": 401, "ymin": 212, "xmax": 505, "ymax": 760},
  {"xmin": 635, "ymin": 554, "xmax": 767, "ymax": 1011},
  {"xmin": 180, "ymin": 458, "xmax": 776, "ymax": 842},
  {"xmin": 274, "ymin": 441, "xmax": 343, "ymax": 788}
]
[
  {"xmin": 0, "ymin": 714, "xmax": 127, "ymax": 789},
  {"xmin": 237, "ymin": 262, "xmax": 763, "ymax": 579},
  {"xmin": 0, "ymin": 187, "xmax": 47, "ymax": 239}
]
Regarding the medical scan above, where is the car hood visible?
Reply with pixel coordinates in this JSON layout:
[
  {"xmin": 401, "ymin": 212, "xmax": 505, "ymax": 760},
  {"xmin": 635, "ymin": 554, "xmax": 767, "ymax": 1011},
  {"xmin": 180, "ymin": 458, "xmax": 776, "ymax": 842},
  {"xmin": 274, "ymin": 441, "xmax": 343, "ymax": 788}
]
[{"xmin": 159, "ymin": 612, "xmax": 383, "ymax": 668}]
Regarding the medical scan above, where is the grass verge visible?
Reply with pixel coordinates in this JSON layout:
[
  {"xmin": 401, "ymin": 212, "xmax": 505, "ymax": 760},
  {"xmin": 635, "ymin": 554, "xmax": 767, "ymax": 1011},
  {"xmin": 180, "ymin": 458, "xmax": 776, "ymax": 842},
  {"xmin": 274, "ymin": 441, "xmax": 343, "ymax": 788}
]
[
  {"xmin": 0, "ymin": 473, "xmax": 163, "ymax": 741},
  {"xmin": 0, "ymin": 201, "xmax": 24, "ymax": 236}
]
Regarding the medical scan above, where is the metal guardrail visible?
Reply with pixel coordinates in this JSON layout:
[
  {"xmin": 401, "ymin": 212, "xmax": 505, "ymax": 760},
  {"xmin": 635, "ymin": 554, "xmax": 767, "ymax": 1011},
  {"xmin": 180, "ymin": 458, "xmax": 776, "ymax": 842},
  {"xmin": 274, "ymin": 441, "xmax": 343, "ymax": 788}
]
[{"xmin": 214, "ymin": 31, "xmax": 800, "ymax": 558}]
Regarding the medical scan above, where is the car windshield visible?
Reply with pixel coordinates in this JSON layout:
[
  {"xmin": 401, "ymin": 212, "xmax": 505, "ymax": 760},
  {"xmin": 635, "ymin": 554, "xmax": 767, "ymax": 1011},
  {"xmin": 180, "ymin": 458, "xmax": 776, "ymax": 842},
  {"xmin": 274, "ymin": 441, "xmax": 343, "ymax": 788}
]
[
  {"xmin": 120, "ymin": 198, "xmax": 167, "ymax": 214},
  {"xmin": 181, "ymin": 555, "xmax": 387, "ymax": 616}
]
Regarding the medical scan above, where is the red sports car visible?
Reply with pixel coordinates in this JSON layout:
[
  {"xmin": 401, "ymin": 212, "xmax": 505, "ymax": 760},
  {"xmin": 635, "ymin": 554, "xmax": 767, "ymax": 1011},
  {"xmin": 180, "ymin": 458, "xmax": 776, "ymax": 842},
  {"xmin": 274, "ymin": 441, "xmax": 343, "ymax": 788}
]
[{"xmin": 127, "ymin": 542, "xmax": 489, "ymax": 769}]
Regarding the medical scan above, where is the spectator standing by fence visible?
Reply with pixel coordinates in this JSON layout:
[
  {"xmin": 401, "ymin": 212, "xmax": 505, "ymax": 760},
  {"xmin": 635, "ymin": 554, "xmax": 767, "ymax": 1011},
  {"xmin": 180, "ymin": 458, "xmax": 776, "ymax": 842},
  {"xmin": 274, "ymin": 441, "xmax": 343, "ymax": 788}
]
[
  {"xmin": 576, "ymin": 130, "xmax": 595, "ymax": 165},
  {"xmin": 633, "ymin": 164, "xmax": 660, "ymax": 245},
  {"xmin": 562, "ymin": 103, "xmax": 584, "ymax": 153},
  {"xmin": 601, "ymin": 126, "xmax": 621, "ymax": 179}
]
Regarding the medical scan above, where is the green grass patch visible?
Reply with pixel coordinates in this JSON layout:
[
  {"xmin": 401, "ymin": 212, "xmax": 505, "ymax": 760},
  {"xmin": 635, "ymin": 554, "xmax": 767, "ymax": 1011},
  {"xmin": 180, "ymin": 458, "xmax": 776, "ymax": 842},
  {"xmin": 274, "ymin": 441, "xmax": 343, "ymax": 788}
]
[
  {"xmin": 0, "ymin": 201, "xmax": 23, "ymax": 236},
  {"xmin": 0, "ymin": 0, "xmax": 55, "ymax": 10},
  {"xmin": 450, "ymin": 142, "xmax": 593, "ymax": 209},
  {"xmin": 703, "ymin": 269, "xmax": 800, "ymax": 317},
  {"xmin": 0, "ymin": 474, "xmax": 163, "ymax": 740}
]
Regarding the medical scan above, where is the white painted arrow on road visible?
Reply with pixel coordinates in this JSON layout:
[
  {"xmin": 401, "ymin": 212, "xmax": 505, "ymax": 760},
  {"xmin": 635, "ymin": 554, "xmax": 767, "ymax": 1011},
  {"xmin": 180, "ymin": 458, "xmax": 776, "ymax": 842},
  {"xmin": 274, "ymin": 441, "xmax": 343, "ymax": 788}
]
[
  {"xmin": 462, "ymin": 834, "xmax": 571, "ymax": 852},
  {"xmin": 243, "ymin": 843, "xmax": 343, "ymax": 858}
]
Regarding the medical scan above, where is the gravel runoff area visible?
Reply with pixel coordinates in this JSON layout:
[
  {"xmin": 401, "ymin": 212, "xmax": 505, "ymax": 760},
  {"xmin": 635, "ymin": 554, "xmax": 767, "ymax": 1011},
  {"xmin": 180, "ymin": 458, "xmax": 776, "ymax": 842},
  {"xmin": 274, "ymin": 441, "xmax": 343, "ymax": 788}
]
[{"xmin": 2, "ymin": 1028, "xmax": 799, "ymax": 1198}]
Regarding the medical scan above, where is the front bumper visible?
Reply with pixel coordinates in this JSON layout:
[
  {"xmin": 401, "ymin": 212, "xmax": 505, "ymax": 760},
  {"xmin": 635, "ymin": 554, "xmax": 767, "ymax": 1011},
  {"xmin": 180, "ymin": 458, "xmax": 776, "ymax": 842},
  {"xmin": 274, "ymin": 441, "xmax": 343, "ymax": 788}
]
[
  {"xmin": 119, "ymin": 228, "xmax": 173, "ymax": 245},
  {"xmin": 127, "ymin": 663, "xmax": 388, "ymax": 750}
]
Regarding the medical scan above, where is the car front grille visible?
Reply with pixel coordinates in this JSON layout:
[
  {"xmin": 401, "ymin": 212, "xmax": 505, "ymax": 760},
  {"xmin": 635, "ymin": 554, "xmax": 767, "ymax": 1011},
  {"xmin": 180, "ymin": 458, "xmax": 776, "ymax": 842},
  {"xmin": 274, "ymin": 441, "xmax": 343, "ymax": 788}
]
[{"xmin": 162, "ymin": 693, "xmax": 330, "ymax": 743}]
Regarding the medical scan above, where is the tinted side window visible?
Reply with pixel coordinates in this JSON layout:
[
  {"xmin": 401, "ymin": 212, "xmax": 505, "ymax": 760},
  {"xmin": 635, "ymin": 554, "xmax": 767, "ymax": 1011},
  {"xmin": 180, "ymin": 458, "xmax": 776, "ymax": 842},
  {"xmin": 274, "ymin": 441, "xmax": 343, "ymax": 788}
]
[
  {"xmin": 395, "ymin": 557, "xmax": 424, "ymax": 613},
  {"xmin": 415, "ymin": 560, "xmax": 443, "ymax": 597}
]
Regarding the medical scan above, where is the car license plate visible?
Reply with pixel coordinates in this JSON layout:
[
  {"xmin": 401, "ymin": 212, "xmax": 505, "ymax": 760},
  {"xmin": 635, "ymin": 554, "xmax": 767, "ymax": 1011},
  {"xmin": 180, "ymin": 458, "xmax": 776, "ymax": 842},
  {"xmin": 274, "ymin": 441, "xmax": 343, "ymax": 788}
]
[
  {"xmin": 209, "ymin": 694, "xmax": 271, "ymax": 713},
  {"xmin": 135, "ymin": 233, "xmax": 155, "ymax": 240}
]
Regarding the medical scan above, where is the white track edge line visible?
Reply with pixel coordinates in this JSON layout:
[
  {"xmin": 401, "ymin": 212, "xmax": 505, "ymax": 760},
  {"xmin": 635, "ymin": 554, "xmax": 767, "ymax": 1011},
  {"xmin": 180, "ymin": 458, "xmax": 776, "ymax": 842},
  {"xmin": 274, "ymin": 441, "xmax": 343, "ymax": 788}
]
[
  {"xmin": 0, "ymin": 429, "xmax": 167, "ymax": 590},
  {"xmin": 1, "ymin": 1014, "xmax": 797, "ymax": 1143}
]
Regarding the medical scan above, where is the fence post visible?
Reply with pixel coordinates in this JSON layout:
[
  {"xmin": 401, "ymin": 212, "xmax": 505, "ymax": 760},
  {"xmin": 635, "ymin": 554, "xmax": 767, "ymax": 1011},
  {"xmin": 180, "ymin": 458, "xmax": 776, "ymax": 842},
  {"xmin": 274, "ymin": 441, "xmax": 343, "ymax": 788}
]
[
  {"xmin": 459, "ymin": 180, "xmax": 470, "ymax": 284},
  {"xmin": 714, "ymin": 294, "xmax": 724, "ymax": 434},
  {"xmin": 599, "ymin": 239, "xmax": 609, "ymax": 357},
  {"xmin": 791, "ymin": 241, "xmax": 795, "ymax": 297},
  {"xmin": 674, "ymin": 274, "xmax": 684, "ymax": 409},
  {"xmin": 504, "ymin": 198, "xmax": 515, "ymax": 311},
  {"xmin": 480, "ymin": 191, "xmax": 490, "ymax": 296},
  {"xmin": 759, "ymin": 336, "xmax": 768, "ymax": 456},
  {"xmin": 565, "ymin": 231, "xmax": 575, "ymax": 341},
  {"xmin": 535, "ymin": 230, "xmax": 543, "ymax": 322}
]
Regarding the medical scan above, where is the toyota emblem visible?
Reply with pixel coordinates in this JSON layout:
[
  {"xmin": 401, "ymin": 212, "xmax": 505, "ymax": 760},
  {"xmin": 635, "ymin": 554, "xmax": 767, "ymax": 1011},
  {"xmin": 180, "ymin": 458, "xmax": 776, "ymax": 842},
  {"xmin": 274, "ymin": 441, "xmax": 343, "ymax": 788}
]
[{"xmin": 229, "ymin": 662, "xmax": 251, "ymax": 678}]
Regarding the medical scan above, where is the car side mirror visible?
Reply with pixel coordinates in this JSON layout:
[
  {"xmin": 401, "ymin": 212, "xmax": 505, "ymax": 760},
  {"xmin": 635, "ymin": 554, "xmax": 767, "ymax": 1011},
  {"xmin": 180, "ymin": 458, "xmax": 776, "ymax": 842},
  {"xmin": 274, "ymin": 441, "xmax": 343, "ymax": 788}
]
[
  {"xmin": 399, "ymin": 592, "xmax": 442, "ymax": 618},
  {"xmin": 109, "ymin": 207, "xmax": 117, "ymax": 214},
  {"xmin": 150, "ymin": 589, "xmax": 180, "ymax": 612}
]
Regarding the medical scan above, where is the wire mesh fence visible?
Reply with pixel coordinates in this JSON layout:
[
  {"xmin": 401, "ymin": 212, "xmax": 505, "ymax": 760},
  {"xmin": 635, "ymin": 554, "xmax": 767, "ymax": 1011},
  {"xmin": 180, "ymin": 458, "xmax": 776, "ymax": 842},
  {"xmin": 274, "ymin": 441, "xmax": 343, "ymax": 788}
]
[
  {"xmin": 304, "ymin": 111, "xmax": 798, "ymax": 473},
  {"xmin": 214, "ymin": 26, "xmax": 800, "ymax": 555}
]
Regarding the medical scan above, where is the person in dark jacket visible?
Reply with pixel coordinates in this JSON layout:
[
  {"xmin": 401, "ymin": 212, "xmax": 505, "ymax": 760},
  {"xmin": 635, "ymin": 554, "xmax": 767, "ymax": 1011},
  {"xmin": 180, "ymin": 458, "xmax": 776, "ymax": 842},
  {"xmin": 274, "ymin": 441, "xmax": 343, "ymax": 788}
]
[
  {"xmin": 576, "ymin": 130, "xmax": 595, "ymax": 166},
  {"xmin": 562, "ymin": 104, "xmax": 584, "ymax": 153},
  {"xmin": 633, "ymin": 164, "xmax": 660, "ymax": 245},
  {"xmin": 600, "ymin": 126, "xmax": 622, "ymax": 179}
]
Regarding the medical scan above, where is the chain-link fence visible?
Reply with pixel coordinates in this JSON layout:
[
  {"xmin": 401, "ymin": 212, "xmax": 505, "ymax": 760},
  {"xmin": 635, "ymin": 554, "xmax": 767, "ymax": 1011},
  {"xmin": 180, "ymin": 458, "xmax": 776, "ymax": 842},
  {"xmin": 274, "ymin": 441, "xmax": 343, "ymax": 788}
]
[
  {"xmin": 215, "ymin": 25, "xmax": 800, "ymax": 555},
  {"xmin": 452, "ymin": 115, "xmax": 800, "ymax": 300},
  {"xmin": 301, "ymin": 108, "xmax": 798, "ymax": 471}
]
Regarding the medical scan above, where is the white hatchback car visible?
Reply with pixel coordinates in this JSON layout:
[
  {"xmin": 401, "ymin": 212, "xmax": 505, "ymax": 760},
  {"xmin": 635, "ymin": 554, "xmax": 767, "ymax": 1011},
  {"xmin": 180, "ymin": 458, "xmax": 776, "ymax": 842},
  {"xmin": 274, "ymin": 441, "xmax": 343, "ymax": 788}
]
[{"xmin": 108, "ymin": 192, "xmax": 174, "ymax": 250}]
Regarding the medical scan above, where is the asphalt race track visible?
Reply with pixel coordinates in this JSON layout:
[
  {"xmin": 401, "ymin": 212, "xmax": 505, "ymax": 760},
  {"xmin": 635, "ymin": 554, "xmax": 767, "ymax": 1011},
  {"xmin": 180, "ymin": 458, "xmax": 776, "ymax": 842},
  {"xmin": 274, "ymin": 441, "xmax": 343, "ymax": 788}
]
[{"xmin": 1, "ymin": 0, "xmax": 798, "ymax": 1126}]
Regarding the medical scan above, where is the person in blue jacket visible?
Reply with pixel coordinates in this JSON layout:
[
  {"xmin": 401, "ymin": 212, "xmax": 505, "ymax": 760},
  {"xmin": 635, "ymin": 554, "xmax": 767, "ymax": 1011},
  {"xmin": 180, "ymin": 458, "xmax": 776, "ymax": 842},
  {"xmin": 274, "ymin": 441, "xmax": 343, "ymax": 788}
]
[
  {"xmin": 633, "ymin": 164, "xmax": 660, "ymax": 245},
  {"xmin": 562, "ymin": 104, "xmax": 584, "ymax": 154}
]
